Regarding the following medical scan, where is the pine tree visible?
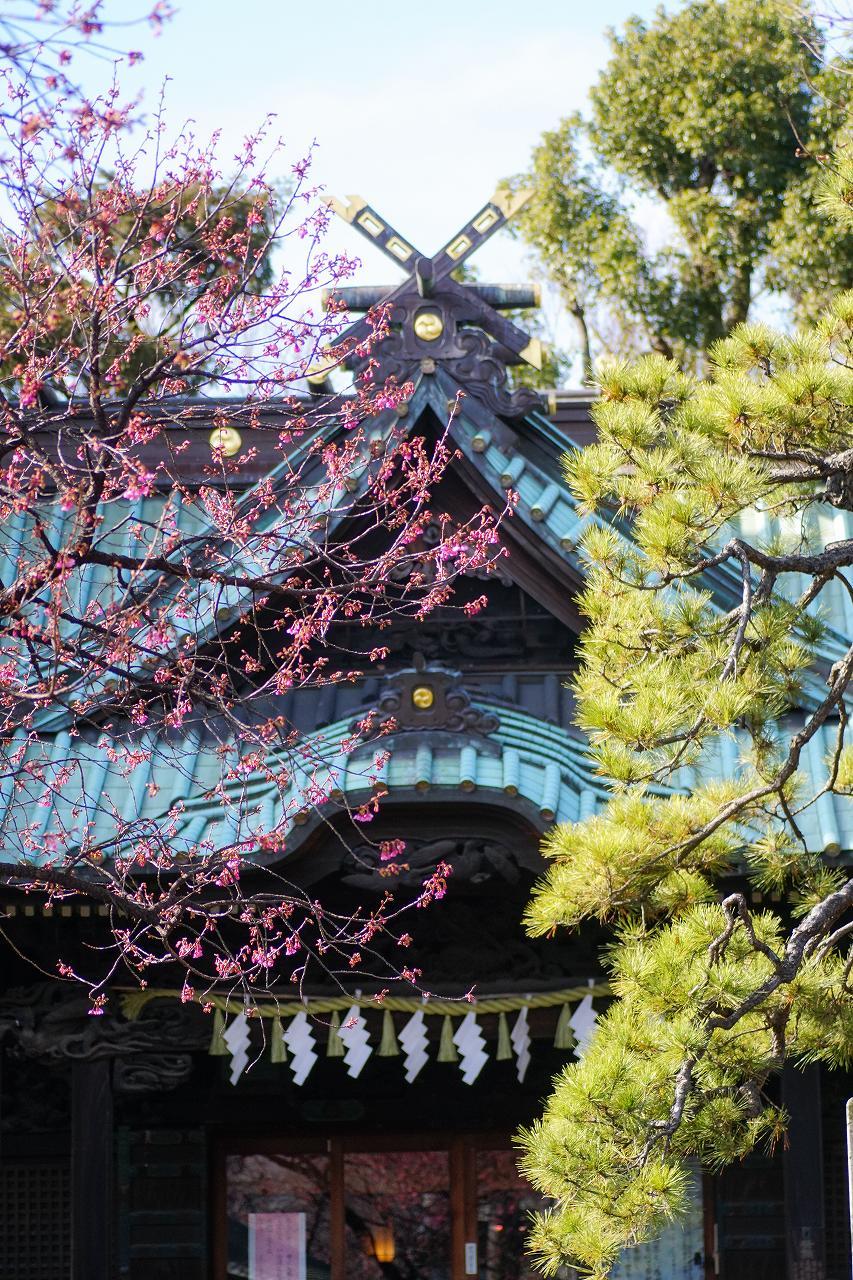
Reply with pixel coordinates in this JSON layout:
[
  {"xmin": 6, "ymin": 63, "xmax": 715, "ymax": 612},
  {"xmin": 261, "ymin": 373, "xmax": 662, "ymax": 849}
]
[{"xmin": 520, "ymin": 156, "xmax": 853, "ymax": 1278}]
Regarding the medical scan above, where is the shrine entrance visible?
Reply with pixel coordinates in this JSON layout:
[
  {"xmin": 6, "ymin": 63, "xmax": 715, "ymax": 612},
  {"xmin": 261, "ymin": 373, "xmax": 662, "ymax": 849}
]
[{"xmin": 217, "ymin": 1134, "xmax": 543, "ymax": 1280}]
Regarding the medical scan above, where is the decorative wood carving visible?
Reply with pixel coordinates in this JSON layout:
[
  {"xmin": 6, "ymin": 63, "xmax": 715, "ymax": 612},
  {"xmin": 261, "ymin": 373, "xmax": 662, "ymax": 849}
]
[
  {"xmin": 342, "ymin": 835, "xmax": 523, "ymax": 893},
  {"xmin": 349, "ymin": 300, "xmax": 543, "ymax": 419},
  {"xmin": 360, "ymin": 656, "xmax": 499, "ymax": 737},
  {"xmin": 0, "ymin": 982, "xmax": 207, "ymax": 1067},
  {"xmin": 113, "ymin": 1053, "xmax": 195, "ymax": 1093}
]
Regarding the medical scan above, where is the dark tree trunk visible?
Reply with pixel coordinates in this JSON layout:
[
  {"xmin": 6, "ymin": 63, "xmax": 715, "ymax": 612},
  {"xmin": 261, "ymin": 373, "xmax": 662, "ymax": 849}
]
[
  {"xmin": 726, "ymin": 261, "xmax": 752, "ymax": 331},
  {"xmin": 569, "ymin": 300, "xmax": 594, "ymax": 385}
]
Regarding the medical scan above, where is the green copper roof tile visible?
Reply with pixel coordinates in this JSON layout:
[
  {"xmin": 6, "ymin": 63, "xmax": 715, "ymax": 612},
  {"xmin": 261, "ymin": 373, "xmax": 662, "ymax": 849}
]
[
  {"xmin": 502, "ymin": 748, "xmax": 520, "ymax": 795},
  {"xmin": 579, "ymin": 788, "xmax": 597, "ymax": 821},
  {"xmin": 3, "ymin": 693, "xmax": 853, "ymax": 866},
  {"xmin": 459, "ymin": 744, "xmax": 477, "ymax": 791},
  {"xmin": 540, "ymin": 762, "xmax": 562, "ymax": 820},
  {"xmin": 498, "ymin": 455, "xmax": 525, "ymax": 489},
  {"xmin": 530, "ymin": 483, "xmax": 562, "ymax": 523}
]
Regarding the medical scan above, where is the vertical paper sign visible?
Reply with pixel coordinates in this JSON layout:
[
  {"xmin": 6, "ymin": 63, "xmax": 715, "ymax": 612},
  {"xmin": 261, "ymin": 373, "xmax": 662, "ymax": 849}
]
[{"xmin": 249, "ymin": 1211, "xmax": 306, "ymax": 1280}]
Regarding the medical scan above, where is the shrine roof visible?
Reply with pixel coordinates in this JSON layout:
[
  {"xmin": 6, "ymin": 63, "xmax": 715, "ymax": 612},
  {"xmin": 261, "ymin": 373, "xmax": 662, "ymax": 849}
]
[
  {"xmin": 8, "ymin": 373, "xmax": 853, "ymax": 738},
  {"xmin": 5, "ymin": 666, "xmax": 853, "ymax": 871},
  {"xmin": 4, "ymin": 189, "xmax": 853, "ymax": 881}
]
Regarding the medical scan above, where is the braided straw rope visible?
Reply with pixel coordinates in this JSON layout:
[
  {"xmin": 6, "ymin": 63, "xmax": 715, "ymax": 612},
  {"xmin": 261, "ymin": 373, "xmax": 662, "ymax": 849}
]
[{"xmin": 120, "ymin": 982, "xmax": 609, "ymax": 1021}]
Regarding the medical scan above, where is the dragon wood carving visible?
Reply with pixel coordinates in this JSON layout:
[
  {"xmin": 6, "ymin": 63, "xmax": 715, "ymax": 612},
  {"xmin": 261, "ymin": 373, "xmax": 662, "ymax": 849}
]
[{"xmin": 0, "ymin": 982, "xmax": 207, "ymax": 1091}]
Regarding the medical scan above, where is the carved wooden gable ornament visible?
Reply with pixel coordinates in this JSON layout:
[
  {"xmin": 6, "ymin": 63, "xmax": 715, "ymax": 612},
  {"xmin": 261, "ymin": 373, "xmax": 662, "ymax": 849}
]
[{"xmin": 327, "ymin": 188, "xmax": 545, "ymax": 418}]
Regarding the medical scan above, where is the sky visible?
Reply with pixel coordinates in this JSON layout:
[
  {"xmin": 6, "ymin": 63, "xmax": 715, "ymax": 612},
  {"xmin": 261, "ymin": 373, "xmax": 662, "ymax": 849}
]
[
  {"xmin": 84, "ymin": 1, "xmax": 665, "ymax": 380},
  {"xmin": 102, "ymin": 1, "xmax": 660, "ymax": 279}
]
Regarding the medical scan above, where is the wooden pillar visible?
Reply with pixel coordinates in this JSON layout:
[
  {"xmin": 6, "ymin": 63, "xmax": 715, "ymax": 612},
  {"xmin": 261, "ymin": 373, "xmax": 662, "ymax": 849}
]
[
  {"xmin": 449, "ymin": 1138, "xmax": 467, "ymax": 1280},
  {"xmin": 71, "ymin": 1057, "xmax": 114, "ymax": 1280},
  {"xmin": 329, "ymin": 1140, "xmax": 345, "ymax": 1280},
  {"xmin": 783, "ymin": 1064, "xmax": 826, "ymax": 1280},
  {"xmin": 449, "ymin": 1138, "xmax": 479, "ymax": 1280}
]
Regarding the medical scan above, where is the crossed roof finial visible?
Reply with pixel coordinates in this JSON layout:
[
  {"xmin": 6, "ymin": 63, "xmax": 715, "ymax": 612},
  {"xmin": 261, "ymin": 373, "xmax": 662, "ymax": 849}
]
[{"xmin": 325, "ymin": 188, "xmax": 544, "ymax": 419}]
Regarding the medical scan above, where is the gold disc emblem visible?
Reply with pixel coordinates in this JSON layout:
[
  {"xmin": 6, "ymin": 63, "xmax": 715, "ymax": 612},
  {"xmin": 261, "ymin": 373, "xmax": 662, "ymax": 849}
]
[
  {"xmin": 411, "ymin": 685, "xmax": 435, "ymax": 709},
  {"xmin": 413, "ymin": 310, "xmax": 444, "ymax": 342},
  {"xmin": 209, "ymin": 426, "xmax": 243, "ymax": 457}
]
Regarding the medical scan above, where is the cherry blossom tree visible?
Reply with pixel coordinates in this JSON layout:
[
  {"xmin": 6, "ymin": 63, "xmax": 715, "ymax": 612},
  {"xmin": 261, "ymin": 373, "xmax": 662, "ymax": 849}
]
[{"xmin": 0, "ymin": 2, "xmax": 505, "ymax": 1008}]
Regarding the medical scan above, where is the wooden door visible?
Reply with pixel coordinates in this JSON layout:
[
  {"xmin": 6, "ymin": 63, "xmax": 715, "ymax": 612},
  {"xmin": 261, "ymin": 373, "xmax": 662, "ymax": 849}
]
[{"xmin": 214, "ymin": 1132, "xmax": 543, "ymax": 1280}]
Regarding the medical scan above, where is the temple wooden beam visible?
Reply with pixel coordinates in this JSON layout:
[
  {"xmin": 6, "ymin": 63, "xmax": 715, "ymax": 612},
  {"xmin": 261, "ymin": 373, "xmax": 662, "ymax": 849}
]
[
  {"xmin": 782, "ymin": 1064, "xmax": 826, "ymax": 1280},
  {"xmin": 71, "ymin": 1058, "xmax": 114, "ymax": 1280},
  {"xmin": 324, "ymin": 283, "xmax": 541, "ymax": 313}
]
